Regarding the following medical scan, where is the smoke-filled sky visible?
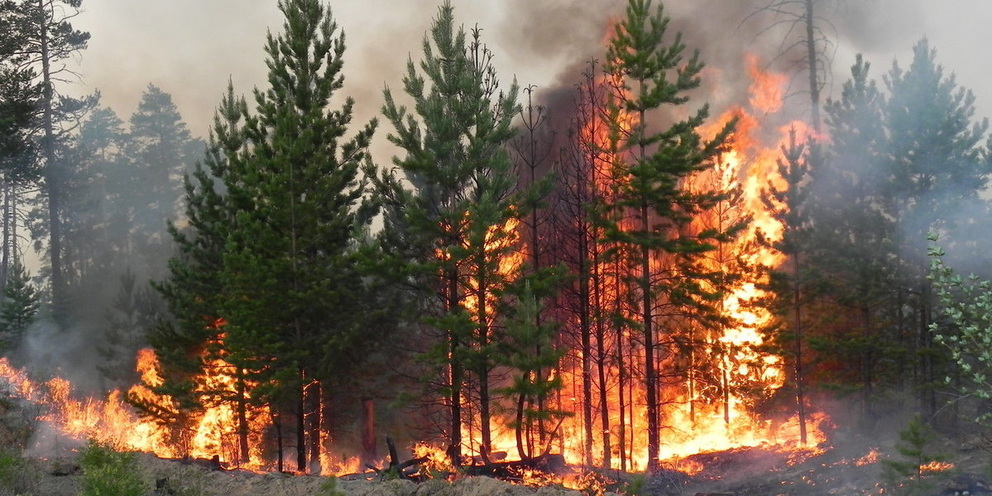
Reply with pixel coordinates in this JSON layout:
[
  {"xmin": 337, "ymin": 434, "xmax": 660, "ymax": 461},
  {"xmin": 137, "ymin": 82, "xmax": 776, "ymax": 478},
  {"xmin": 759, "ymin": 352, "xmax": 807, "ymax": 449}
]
[{"xmin": 71, "ymin": 0, "xmax": 992, "ymax": 147}]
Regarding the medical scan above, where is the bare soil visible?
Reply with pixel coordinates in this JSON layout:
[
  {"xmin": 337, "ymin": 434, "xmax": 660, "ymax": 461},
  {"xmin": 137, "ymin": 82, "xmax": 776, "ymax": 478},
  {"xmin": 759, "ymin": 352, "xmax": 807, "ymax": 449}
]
[{"xmin": 16, "ymin": 437, "xmax": 991, "ymax": 496}]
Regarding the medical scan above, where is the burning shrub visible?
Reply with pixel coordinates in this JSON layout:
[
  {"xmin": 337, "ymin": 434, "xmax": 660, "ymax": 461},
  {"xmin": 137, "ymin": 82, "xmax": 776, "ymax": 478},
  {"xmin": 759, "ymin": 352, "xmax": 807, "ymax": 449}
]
[{"xmin": 79, "ymin": 440, "xmax": 147, "ymax": 496}]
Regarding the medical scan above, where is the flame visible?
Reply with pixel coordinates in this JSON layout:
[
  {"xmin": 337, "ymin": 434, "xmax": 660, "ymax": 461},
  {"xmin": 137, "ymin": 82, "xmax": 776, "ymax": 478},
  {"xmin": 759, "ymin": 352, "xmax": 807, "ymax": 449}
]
[
  {"xmin": 549, "ymin": 52, "xmax": 829, "ymax": 472},
  {"xmin": 0, "ymin": 340, "xmax": 285, "ymax": 472},
  {"xmin": 920, "ymin": 461, "xmax": 954, "ymax": 473},
  {"xmin": 747, "ymin": 54, "xmax": 788, "ymax": 114},
  {"xmin": 855, "ymin": 447, "xmax": 881, "ymax": 466}
]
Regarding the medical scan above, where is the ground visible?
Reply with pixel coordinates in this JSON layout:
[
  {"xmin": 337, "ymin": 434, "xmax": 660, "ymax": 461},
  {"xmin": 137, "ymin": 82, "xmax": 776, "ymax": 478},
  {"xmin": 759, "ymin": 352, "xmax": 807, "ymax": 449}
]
[{"xmin": 8, "ymin": 437, "xmax": 990, "ymax": 496}]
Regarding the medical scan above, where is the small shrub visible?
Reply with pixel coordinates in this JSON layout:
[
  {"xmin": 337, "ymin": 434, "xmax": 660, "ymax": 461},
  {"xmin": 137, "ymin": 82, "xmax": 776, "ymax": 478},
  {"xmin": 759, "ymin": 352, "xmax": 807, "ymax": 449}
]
[
  {"xmin": 882, "ymin": 416, "xmax": 951, "ymax": 496},
  {"xmin": 78, "ymin": 440, "xmax": 146, "ymax": 496},
  {"xmin": 0, "ymin": 446, "xmax": 37, "ymax": 496},
  {"xmin": 317, "ymin": 477, "xmax": 347, "ymax": 496}
]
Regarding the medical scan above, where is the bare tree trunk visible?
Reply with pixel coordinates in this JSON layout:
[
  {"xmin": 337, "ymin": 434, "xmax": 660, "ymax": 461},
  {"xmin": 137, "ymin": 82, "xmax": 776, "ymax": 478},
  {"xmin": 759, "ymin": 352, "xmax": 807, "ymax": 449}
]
[
  {"xmin": 446, "ymin": 269, "xmax": 463, "ymax": 464},
  {"xmin": 360, "ymin": 397, "xmax": 376, "ymax": 467},
  {"xmin": 38, "ymin": 0, "xmax": 65, "ymax": 322},
  {"xmin": 236, "ymin": 369, "xmax": 249, "ymax": 465},
  {"xmin": 308, "ymin": 380, "xmax": 321, "ymax": 473},
  {"xmin": 0, "ymin": 181, "xmax": 11, "ymax": 294},
  {"xmin": 794, "ymin": 254, "xmax": 808, "ymax": 444},
  {"xmin": 296, "ymin": 369, "xmax": 306, "ymax": 472},
  {"xmin": 805, "ymin": 0, "xmax": 821, "ymax": 133}
]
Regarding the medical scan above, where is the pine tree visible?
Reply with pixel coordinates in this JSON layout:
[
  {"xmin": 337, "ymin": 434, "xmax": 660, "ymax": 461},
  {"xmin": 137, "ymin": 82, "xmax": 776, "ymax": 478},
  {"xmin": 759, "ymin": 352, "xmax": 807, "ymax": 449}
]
[
  {"xmin": 814, "ymin": 55, "xmax": 904, "ymax": 429},
  {"xmin": 602, "ymin": 0, "xmax": 733, "ymax": 469},
  {"xmin": 763, "ymin": 128, "xmax": 815, "ymax": 444},
  {"xmin": 10, "ymin": 0, "xmax": 95, "ymax": 322},
  {"xmin": 882, "ymin": 39, "xmax": 990, "ymax": 421},
  {"xmin": 497, "ymin": 280, "xmax": 566, "ymax": 460},
  {"xmin": 142, "ymin": 81, "xmax": 248, "ymax": 461},
  {"xmin": 0, "ymin": 261, "xmax": 39, "ymax": 355},
  {"xmin": 121, "ymin": 85, "xmax": 200, "ymax": 280},
  {"xmin": 0, "ymin": 1, "xmax": 40, "ymax": 297},
  {"xmin": 219, "ymin": 0, "xmax": 376, "ymax": 472},
  {"xmin": 99, "ymin": 267, "xmax": 161, "ymax": 389},
  {"xmin": 369, "ymin": 0, "xmax": 521, "ymax": 463}
]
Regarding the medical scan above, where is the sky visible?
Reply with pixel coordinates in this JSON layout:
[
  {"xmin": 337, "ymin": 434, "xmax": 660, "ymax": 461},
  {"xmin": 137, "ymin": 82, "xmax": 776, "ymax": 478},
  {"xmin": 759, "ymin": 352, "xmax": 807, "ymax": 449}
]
[{"xmin": 68, "ymin": 0, "xmax": 992, "ymax": 148}]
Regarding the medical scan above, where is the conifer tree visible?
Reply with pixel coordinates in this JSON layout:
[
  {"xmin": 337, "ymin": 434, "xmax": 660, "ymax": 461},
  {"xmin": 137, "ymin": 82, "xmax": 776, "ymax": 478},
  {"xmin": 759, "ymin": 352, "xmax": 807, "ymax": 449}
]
[
  {"xmin": 0, "ymin": 5, "xmax": 39, "ymax": 294},
  {"xmin": 220, "ymin": 0, "xmax": 375, "ymax": 472},
  {"xmin": 602, "ymin": 0, "xmax": 733, "ymax": 469},
  {"xmin": 882, "ymin": 39, "xmax": 990, "ymax": 420},
  {"xmin": 763, "ymin": 128, "xmax": 815, "ymax": 444},
  {"xmin": 142, "ymin": 81, "xmax": 249, "ymax": 461},
  {"xmin": 121, "ymin": 85, "xmax": 200, "ymax": 280},
  {"xmin": 0, "ymin": 261, "xmax": 38, "ymax": 354},
  {"xmin": 814, "ymin": 55, "xmax": 903, "ymax": 428},
  {"xmin": 369, "ymin": 1, "xmax": 521, "ymax": 463},
  {"xmin": 9, "ymin": 0, "xmax": 95, "ymax": 321}
]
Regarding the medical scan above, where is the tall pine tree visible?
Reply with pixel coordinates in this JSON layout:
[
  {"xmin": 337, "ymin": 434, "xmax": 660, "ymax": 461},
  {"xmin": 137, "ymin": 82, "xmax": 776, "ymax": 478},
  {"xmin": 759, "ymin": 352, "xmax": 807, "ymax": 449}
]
[
  {"xmin": 368, "ymin": 1, "xmax": 522, "ymax": 463},
  {"xmin": 603, "ymin": 0, "xmax": 733, "ymax": 470},
  {"xmin": 220, "ymin": 0, "xmax": 376, "ymax": 472}
]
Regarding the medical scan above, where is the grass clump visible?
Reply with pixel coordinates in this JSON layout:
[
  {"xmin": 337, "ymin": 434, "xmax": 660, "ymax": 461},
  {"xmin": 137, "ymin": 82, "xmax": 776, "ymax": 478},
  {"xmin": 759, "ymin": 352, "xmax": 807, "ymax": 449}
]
[{"xmin": 78, "ymin": 440, "xmax": 146, "ymax": 496}]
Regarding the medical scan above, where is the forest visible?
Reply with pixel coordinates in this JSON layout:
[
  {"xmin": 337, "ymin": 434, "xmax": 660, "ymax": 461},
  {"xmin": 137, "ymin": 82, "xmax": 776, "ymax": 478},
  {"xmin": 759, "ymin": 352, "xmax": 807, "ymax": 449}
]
[{"xmin": 2, "ymin": 0, "xmax": 992, "ymax": 491}]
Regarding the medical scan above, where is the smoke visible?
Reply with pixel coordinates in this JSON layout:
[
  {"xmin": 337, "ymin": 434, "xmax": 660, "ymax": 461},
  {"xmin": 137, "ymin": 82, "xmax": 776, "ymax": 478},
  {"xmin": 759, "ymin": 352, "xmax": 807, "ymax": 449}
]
[{"xmin": 16, "ymin": 319, "xmax": 105, "ymax": 394}]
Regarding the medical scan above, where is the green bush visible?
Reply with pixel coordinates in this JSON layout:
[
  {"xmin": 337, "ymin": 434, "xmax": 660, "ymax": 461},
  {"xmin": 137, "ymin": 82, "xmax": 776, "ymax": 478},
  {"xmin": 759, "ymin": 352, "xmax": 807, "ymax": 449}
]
[
  {"xmin": 78, "ymin": 440, "xmax": 146, "ymax": 496},
  {"xmin": 0, "ymin": 446, "xmax": 37, "ymax": 496}
]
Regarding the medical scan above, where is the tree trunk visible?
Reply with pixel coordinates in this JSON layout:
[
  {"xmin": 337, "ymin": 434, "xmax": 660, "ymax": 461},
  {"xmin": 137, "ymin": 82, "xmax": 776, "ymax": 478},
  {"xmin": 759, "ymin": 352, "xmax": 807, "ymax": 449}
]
[
  {"xmin": 274, "ymin": 409, "xmax": 284, "ymax": 472},
  {"xmin": 578, "ymin": 237, "xmax": 594, "ymax": 466},
  {"xmin": 446, "ymin": 268, "xmax": 463, "ymax": 464},
  {"xmin": 641, "ymin": 206, "xmax": 659, "ymax": 471},
  {"xmin": 478, "ymin": 272, "xmax": 492, "ymax": 463},
  {"xmin": 296, "ymin": 369, "xmax": 306, "ymax": 472},
  {"xmin": 360, "ymin": 397, "xmax": 376, "ymax": 468},
  {"xmin": 0, "ymin": 182, "xmax": 10, "ymax": 295},
  {"xmin": 38, "ymin": 0, "xmax": 64, "ymax": 322},
  {"xmin": 805, "ymin": 0, "xmax": 821, "ymax": 133},
  {"xmin": 794, "ymin": 253, "xmax": 808, "ymax": 444},
  {"xmin": 236, "ymin": 368, "xmax": 249, "ymax": 465},
  {"xmin": 308, "ymin": 380, "xmax": 321, "ymax": 474}
]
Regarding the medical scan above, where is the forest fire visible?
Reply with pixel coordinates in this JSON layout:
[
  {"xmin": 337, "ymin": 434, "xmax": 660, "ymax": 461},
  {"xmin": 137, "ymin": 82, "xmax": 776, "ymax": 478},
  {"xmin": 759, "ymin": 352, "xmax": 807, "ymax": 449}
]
[
  {"xmin": 0, "ymin": 49, "xmax": 832, "ymax": 489},
  {"xmin": 0, "ymin": 4, "xmax": 839, "ymax": 488},
  {"xmin": 546, "ymin": 47, "xmax": 828, "ymax": 473}
]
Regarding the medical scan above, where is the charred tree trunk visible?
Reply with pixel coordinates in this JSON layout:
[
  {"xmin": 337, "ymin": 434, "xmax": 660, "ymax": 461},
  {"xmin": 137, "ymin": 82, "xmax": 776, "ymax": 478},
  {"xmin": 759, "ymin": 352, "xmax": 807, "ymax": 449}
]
[
  {"xmin": 578, "ymin": 228, "xmax": 594, "ymax": 467},
  {"xmin": 274, "ymin": 409, "xmax": 284, "ymax": 472},
  {"xmin": 236, "ymin": 368, "xmax": 249, "ymax": 465},
  {"xmin": 361, "ymin": 397, "xmax": 376, "ymax": 468},
  {"xmin": 446, "ymin": 268, "xmax": 463, "ymax": 464},
  {"xmin": 616, "ymin": 269, "xmax": 628, "ymax": 472},
  {"xmin": 478, "ymin": 275, "xmax": 492, "ymax": 463},
  {"xmin": 515, "ymin": 385, "xmax": 527, "ymax": 460},
  {"xmin": 640, "ymin": 206, "xmax": 660, "ymax": 471},
  {"xmin": 594, "ymin": 287, "xmax": 611, "ymax": 469},
  {"xmin": 297, "ymin": 370, "xmax": 307, "ymax": 472},
  {"xmin": 308, "ymin": 380, "xmax": 321, "ymax": 473}
]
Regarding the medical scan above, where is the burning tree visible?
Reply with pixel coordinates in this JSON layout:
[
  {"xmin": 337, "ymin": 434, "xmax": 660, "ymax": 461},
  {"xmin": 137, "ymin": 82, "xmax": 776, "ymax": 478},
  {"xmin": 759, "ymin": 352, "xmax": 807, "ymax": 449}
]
[
  {"xmin": 367, "ymin": 0, "xmax": 564, "ymax": 465},
  {"xmin": 601, "ymin": 0, "xmax": 735, "ymax": 471}
]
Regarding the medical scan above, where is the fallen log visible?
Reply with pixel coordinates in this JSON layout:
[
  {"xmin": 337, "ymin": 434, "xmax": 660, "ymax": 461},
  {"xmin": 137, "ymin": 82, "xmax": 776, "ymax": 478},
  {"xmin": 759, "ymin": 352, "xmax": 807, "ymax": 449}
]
[
  {"xmin": 362, "ymin": 436, "xmax": 428, "ymax": 481},
  {"xmin": 462, "ymin": 453, "xmax": 568, "ymax": 479}
]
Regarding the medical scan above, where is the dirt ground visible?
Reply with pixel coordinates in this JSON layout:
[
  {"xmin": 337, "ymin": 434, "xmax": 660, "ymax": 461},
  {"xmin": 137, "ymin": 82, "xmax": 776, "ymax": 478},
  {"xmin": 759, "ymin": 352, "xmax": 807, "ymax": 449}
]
[
  {"xmin": 15, "ymin": 438, "xmax": 991, "ymax": 496},
  {"xmin": 25, "ymin": 452, "xmax": 609, "ymax": 496}
]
